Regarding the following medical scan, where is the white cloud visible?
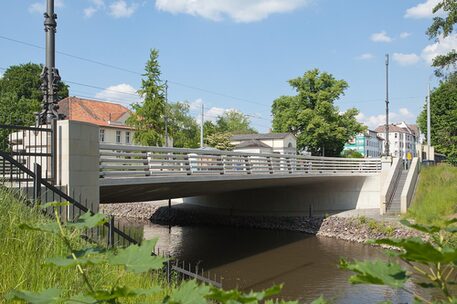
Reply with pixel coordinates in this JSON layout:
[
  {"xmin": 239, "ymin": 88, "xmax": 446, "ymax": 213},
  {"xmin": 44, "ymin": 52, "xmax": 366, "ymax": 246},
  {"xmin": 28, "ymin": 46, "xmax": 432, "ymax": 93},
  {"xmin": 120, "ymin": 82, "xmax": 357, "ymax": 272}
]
[
  {"xmin": 400, "ymin": 32, "xmax": 411, "ymax": 39},
  {"xmin": 405, "ymin": 0, "xmax": 440, "ymax": 19},
  {"xmin": 356, "ymin": 53, "xmax": 374, "ymax": 60},
  {"xmin": 421, "ymin": 34, "xmax": 457, "ymax": 64},
  {"xmin": 29, "ymin": 0, "xmax": 64, "ymax": 14},
  {"xmin": 95, "ymin": 83, "xmax": 140, "ymax": 107},
  {"xmin": 109, "ymin": 0, "xmax": 138, "ymax": 18},
  {"xmin": 392, "ymin": 52, "xmax": 421, "ymax": 66},
  {"xmin": 155, "ymin": 0, "xmax": 312, "ymax": 23},
  {"xmin": 84, "ymin": 0, "xmax": 105, "ymax": 18},
  {"xmin": 357, "ymin": 108, "xmax": 416, "ymax": 129},
  {"xmin": 370, "ymin": 31, "xmax": 393, "ymax": 43}
]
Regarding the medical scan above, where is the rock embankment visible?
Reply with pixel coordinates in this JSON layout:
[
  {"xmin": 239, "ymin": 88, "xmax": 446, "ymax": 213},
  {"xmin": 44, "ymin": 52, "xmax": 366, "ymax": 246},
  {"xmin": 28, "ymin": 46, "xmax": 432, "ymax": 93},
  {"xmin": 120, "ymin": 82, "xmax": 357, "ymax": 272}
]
[{"xmin": 101, "ymin": 202, "xmax": 426, "ymax": 245}]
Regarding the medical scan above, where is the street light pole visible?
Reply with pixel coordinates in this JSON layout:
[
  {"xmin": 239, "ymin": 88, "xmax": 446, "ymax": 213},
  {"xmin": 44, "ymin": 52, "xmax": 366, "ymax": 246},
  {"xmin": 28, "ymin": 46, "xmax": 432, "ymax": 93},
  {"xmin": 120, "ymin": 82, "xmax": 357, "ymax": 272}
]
[
  {"xmin": 427, "ymin": 83, "xmax": 431, "ymax": 159},
  {"xmin": 385, "ymin": 54, "xmax": 390, "ymax": 157},
  {"xmin": 38, "ymin": 0, "xmax": 62, "ymax": 124},
  {"xmin": 200, "ymin": 103, "xmax": 204, "ymax": 148}
]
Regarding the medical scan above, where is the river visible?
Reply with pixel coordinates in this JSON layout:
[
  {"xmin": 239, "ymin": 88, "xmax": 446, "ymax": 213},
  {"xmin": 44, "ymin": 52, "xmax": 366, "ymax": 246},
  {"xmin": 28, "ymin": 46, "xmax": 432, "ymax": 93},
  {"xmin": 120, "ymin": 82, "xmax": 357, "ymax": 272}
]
[{"xmin": 109, "ymin": 219, "xmax": 421, "ymax": 304}]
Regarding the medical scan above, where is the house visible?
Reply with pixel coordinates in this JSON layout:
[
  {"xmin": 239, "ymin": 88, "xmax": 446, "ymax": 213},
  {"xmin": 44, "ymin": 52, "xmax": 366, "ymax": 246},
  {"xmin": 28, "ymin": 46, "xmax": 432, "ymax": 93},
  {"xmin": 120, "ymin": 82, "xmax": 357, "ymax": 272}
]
[
  {"xmin": 230, "ymin": 133, "xmax": 297, "ymax": 154},
  {"xmin": 343, "ymin": 130, "xmax": 384, "ymax": 158},
  {"xmin": 375, "ymin": 122, "xmax": 419, "ymax": 159},
  {"xmin": 58, "ymin": 97, "xmax": 134, "ymax": 145}
]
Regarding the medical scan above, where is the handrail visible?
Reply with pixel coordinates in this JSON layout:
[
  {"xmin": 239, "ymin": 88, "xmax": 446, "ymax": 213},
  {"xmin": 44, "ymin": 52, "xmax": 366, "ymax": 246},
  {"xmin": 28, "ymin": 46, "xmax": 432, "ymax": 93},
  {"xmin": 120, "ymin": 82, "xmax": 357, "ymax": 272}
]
[{"xmin": 99, "ymin": 144, "xmax": 383, "ymax": 178}]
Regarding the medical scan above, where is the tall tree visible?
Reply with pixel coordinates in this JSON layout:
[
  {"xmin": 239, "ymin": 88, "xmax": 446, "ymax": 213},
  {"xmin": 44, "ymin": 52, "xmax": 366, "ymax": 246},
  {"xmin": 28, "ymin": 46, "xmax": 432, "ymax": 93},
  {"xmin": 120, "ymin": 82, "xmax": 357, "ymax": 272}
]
[
  {"xmin": 271, "ymin": 69, "xmax": 365, "ymax": 156},
  {"xmin": 166, "ymin": 102, "xmax": 200, "ymax": 148},
  {"xmin": 206, "ymin": 132, "xmax": 234, "ymax": 151},
  {"xmin": 0, "ymin": 63, "xmax": 68, "ymax": 125},
  {"xmin": 127, "ymin": 49, "xmax": 166, "ymax": 146},
  {"xmin": 417, "ymin": 75, "xmax": 457, "ymax": 165},
  {"xmin": 427, "ymin": 0, "xmax": 457, "ymax": 77},
  {"xmin": 214, "ymin": 110, "xmax": 257, "ymax": 134}
]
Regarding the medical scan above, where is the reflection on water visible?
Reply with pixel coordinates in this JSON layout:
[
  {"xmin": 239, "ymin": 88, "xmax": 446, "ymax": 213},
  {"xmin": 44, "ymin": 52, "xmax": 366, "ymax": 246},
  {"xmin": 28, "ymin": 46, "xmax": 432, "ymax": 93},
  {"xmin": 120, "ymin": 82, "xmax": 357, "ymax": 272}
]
[{"xmin": 127, "ymin": 220, "xmax": 416, "ymax": 303}]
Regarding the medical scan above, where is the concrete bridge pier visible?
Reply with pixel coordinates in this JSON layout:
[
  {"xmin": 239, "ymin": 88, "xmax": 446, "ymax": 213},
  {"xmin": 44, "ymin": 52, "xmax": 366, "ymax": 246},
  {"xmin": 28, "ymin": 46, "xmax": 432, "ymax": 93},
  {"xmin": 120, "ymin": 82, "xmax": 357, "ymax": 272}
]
[{"xmin": 183, "ymin": 175, "xmax": 382, "ymax": 217}]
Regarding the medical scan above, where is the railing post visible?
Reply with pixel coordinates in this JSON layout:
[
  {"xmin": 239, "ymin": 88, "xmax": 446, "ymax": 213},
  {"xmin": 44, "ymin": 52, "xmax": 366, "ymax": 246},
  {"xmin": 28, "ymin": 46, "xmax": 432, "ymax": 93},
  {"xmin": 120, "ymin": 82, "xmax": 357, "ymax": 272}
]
[
  {"xmin": 219, "ymin": 155, "xmax": 225, "ymax": 175},
  {"xmin": 287, "ymin": 157, "xmax": 292, "ymax": 173},
  {"xmin": 267, "ymin": 156, "xmax": 273, "ymax": 174},
  {"xmin": 184, "ymin": 154, "xmax": 192, "ymax": 175},
  {"xmin": 108, "ymin": 216, "xmax": 115, "ymax": 248},
  {"xmin": 244, "ymin": 155, "xmax": 251, "ymax": 174},
  {"xmin": 33, "ymin": 163, "xmax": 42, "ymax": 205}
]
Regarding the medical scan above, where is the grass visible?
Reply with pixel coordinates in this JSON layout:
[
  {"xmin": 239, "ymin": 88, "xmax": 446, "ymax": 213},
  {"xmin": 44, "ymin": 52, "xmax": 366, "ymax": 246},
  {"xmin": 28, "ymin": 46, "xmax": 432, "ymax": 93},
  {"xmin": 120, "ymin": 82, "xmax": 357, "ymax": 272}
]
[
  {"xmin": 407, "ymin": 164, "xmax": 457, "ymax": 226},
  {"xmin": 0, "ymin": 186, "xmax": 172, "ymax": 302}
]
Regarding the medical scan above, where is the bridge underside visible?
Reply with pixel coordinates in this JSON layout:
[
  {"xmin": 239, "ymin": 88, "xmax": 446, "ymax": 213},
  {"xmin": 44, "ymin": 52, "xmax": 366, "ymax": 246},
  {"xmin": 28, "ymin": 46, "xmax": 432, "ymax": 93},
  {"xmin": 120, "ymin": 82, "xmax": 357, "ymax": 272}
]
[{"xmin": 100, "ymin": 173, "xmax": 379, "ymax": 204}]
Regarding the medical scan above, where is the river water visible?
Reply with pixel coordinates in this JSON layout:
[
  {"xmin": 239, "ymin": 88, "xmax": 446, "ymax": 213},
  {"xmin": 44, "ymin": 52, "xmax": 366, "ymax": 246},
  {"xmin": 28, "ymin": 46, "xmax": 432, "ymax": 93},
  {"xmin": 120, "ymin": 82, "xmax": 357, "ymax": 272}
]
[{"xmin": 125, "ymin": 221, "xmax": 417, "ymax": 303}]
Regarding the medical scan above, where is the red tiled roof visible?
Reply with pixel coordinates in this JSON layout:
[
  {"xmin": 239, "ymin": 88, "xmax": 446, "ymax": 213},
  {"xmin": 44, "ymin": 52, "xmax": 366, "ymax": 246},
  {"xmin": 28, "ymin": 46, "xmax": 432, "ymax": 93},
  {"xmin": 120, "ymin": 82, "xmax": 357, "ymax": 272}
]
[{"xmin": 58, "ymin": 97, "xmax": 133, "ymax": 130}]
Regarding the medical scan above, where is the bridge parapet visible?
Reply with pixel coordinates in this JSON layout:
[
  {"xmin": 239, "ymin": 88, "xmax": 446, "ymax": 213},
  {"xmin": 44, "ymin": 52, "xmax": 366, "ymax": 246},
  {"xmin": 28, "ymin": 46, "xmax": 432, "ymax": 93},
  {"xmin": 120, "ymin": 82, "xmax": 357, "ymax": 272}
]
[{"xmin": 99, "ymin": 144, "xmax": 382, "ymax": 178}]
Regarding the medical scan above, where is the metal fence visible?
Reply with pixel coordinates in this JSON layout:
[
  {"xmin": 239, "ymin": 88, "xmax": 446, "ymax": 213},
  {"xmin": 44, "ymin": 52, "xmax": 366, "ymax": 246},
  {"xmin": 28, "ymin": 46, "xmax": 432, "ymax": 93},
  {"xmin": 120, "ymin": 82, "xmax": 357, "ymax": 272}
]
[
  {"xmin": 0, "ymin": 123, "xmax": 56, "ymax": 183},
  {"xmin": 99, "ymin": 144, "xmax": 383, "ymax": 178}
]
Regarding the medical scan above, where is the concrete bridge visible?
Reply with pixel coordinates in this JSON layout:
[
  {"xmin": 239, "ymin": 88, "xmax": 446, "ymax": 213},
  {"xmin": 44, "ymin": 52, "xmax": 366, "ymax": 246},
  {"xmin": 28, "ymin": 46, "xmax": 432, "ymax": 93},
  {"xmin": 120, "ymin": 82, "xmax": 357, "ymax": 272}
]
[{"xmin": 3, "ymin": 121, "xmax": 419, "ymax": 216}]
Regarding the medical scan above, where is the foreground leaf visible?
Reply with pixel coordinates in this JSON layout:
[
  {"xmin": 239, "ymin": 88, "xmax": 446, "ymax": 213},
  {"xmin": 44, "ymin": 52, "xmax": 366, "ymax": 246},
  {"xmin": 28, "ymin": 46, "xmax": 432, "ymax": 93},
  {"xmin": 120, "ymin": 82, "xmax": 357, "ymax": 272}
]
[
  {"xmin": 90, "ymin": 286, "xmax": 161, "ymax": 301},
  {"xmin": 339, "ymin": 259, "xmax": 408, "ymax": 288},
  {"xmin": 373, "ymin": 238, "xmax": 446, "ymax": 263},
  {"xmin": 107, "ymin": 238, "xmax": 165, "ymax": 273},
  {"xmin": 65, "ymin": 212, "xmax": 108, "ymax": 230},
  {"xmin": 66, "ymin": 293, "xmax": 97, "ymax": 304},
  {"xmin": 166, "ymin": 280, "xmax": 210, "ymax": 304},
  {"xmin": 19, "ymin": 222, "xmax": 60, "ymax": 234},
  {"xmin": 6, "ymin": 288, "xmax": 62, "ymax": 304},
  {"xmin": 400, "ymin": 219, "xmax": 441, "ymax": 234},
  {"xmin": 310, "ymin": 296, "xmax": 329, "ymax": 304}
]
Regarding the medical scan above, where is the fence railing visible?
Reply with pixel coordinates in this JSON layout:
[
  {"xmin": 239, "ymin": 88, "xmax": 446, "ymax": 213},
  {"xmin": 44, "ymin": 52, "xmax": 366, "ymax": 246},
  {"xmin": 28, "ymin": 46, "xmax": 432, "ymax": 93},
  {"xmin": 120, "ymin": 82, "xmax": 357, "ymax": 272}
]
[
  {"xmin": 0, "ymin": 123, "xmax": 56, "ymax": 183},
  {"xmin": 99, "ymin": 144, "xmax": 382, "ymax": 178}
]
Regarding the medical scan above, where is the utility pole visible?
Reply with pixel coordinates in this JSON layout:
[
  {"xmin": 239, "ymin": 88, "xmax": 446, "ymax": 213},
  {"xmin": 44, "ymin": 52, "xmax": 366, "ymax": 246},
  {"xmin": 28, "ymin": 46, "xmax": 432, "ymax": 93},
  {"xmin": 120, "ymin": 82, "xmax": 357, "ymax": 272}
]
[
  {"xmin": 427, "ymin": 83, "xmax": 431, "ymax": 159},
  {"xmin": 384, "ymin": 54, "xmax": 390, "ymax": 157},
  {"xmin": 164, "ymin": 80, "xmax": 169, "ymax": 147},
  {"xmin": 200, "ymin": 103, "xmax": 204, "ymax": 148},
  {"xmin": 38, "ymin": 0, "xmax": 62, "ymax": 124}
]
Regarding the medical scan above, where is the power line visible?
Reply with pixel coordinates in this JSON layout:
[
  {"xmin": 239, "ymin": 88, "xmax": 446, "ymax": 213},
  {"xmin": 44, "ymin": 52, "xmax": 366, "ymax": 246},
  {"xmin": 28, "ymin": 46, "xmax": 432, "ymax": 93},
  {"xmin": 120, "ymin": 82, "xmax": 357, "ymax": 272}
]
[{"xmin": 0, "ymin": 35, "xmax": 270, "ymax": 107}]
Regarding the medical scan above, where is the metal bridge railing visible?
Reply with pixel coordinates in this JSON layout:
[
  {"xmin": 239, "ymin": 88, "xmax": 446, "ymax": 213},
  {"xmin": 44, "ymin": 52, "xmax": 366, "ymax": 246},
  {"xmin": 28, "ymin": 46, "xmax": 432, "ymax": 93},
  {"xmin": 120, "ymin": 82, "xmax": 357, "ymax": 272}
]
[{"xmin": 99, "ymin": 144, "xmax": 382, "ymax": 178}]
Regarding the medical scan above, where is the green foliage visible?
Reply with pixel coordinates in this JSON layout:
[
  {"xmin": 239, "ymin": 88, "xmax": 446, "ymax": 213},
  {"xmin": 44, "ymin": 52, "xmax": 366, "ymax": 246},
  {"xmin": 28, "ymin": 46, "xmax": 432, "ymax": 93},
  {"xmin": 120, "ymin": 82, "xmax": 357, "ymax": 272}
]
[
  {"xmin": 271, "ymin": 69, "xmax": 365, "ymax": 156},
  {"xmin": 0, "ymin": 63, "xmax": 69, "ymax": 150},
  {"xmin": 340, "ymin": 219, "xmax": 457, "ymax": 303},
  {"xmin": 341, "ymin": 149, "xmax": 364, "ymax": 158},
  {"xmin": 408, "ymin": 164, "xmax": 457, "ymax": 226},
  {"xmin": 426, "ymin": 0, "xmax": 457, "ymax": 77},
  {"xmin": 417, "ymin": 76, "xmax": 457, "ymax": 165},
  {"xmin": 127, "ymin": 49, "xmax": 166, "ymax": 146},
  {"xmin": 167, "ymin": 102, "xmax": 200, "ymax": 148},
  {"xmin": 206, "ymin": 132, "xmax": 235, "ymax": 150},
  {"xmin": 214, "ymin": 110, "xmax": 257, "ymax": 135}
]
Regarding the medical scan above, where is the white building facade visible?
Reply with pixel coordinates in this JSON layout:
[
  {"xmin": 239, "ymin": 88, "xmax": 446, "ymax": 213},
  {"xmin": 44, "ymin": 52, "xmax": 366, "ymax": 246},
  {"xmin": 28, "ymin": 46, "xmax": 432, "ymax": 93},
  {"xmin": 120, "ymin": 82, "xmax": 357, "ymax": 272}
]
[
  {"xmin": 230, "ymin": 133, "xmax": 297, "ymax": 155},
  {"xmin": 375, "ymin": 122, "xmax": 419, "ymax": 159}
]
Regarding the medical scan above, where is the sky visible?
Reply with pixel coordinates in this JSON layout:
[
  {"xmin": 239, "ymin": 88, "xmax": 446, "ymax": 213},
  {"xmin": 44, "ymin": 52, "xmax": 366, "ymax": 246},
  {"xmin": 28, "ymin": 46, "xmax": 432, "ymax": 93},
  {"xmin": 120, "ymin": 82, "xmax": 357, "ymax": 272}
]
[{"xmin": 0, "ymin": 0, "xmax": 454, "ymax": 132}]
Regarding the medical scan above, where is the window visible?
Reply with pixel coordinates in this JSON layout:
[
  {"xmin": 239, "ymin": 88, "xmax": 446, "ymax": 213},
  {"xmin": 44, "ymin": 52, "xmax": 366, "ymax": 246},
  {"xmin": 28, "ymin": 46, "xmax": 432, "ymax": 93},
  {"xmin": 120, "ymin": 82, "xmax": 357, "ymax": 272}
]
[
  {"xmin": 125, "ymin": 132, "xmax": 131, "ymax": 144},
  {"xmin": 99, "ymin": 129, "xmax": 105, "ymax": 142},
  {"xmin": 395, "ymin": 133, "xmax": 398, "ymax": 139},
  {"xmin": 116, "ymin": 131, "xmax": 121, "ymax": 143}
]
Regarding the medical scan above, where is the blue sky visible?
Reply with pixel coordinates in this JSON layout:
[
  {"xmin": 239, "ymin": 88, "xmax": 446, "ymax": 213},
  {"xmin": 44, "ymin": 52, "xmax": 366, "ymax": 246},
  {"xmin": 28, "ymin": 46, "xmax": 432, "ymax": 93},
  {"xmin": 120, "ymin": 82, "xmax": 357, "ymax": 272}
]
[{"xmin": 1, "ymin": 0, "xmax": 455, "ymax": 132}]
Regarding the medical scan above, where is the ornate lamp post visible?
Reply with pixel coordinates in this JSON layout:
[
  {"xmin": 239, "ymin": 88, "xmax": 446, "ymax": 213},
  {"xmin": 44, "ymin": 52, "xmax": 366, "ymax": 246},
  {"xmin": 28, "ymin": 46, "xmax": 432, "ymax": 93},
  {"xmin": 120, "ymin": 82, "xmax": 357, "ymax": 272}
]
[{"xmin": 38, "ymin": 0, "xmax": 62, "ymax": 124}]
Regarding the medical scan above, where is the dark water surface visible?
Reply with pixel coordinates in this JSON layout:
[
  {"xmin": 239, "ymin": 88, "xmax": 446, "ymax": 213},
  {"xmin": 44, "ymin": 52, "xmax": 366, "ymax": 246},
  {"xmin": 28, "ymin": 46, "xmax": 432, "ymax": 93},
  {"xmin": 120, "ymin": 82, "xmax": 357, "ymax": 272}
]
[{"xmin": 132, "ymin": 221, "xmax": 418, "ymax": 303}]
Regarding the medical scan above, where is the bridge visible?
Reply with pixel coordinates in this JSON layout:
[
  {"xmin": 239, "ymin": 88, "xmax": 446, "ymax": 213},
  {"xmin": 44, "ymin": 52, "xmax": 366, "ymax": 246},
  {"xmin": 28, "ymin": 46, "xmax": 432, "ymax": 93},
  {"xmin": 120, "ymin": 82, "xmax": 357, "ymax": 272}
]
[{"xmin": 1, "ymin": 120, "xmax": 418, "ymax": 216}]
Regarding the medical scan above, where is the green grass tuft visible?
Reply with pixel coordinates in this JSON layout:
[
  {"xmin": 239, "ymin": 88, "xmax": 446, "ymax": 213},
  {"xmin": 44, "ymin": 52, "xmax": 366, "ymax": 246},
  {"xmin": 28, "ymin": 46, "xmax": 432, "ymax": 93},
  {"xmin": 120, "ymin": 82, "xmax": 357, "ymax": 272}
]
[{"xmin": 407, "ymin": 164, "xmax": 457, "ymax": 226}]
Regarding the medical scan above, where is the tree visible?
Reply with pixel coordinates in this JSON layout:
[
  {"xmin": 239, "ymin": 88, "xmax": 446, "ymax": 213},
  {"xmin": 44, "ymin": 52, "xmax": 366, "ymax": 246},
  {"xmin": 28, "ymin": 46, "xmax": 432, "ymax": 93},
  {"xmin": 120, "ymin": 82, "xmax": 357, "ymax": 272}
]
[
  {"xmin": 272, "ymin": 69, "xmax": 365, "ymax": 156},
  {"xmin": 166, "ymin": 102, "xmax": 200, "ymax": 148},
  {"xmin": 341, "ymin": 149, "xmax": 364, "ymax": 158},
  {"xmin": 427, "ymin": 0, "xmax": 457, "ymax": 77},
  {"xmin": 206, "ymin": 132, "xmax": 234, "ymax": 150},
  {"xmin": 0, "ymin": 63, "xmax": 68, "ymax": 125},
  {"xmin": 127, "ymin": 49, "xmax": 166, "ymax": 146},
  {"xmin": 214, "ymin": 110, "xmax": 257, "ymax": 134},
  {"xmin": 417, "ymin": 74, "xmax": 457, "ymax": 165}
]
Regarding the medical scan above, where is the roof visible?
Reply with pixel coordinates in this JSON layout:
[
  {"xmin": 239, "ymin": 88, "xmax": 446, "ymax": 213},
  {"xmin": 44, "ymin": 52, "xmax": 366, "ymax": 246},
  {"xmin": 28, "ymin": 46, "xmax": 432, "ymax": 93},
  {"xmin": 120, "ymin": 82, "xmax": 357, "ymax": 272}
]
[
  {"xmin": 235, "ymin": 139, "xmax": 271, "ymax": 149},
  {"xmin": 58, "ymin": 97, "xmax": 133, "ymax": 129},
  {"xmin": 375, "ymin": 123, "xmax": 417, "ymax": 136},
  {"xmin": 231, "ymin": 133, "xmax": 293, "ymax": 141}
]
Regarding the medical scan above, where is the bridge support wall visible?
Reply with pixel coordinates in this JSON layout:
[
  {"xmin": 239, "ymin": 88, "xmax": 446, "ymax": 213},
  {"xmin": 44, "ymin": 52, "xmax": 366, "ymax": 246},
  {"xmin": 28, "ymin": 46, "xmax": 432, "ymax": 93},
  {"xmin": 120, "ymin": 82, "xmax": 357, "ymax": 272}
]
[
  {"xmin": 183, "ymin": 175, "xmax": 381, "ymax": 216},
  {"xmin": 56, "ymin": 120, "xmax": 100, "ymax": 213}
]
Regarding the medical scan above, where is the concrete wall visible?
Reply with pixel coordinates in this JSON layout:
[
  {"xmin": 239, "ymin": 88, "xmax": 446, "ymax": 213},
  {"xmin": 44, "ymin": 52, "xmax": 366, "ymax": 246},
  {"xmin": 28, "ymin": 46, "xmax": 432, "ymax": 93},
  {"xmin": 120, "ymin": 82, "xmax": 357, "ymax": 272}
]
[
  {"xmin": 401, "ymin": 157, "xmax": 420, "ymax": 213},
  {"xmin": 183, "ymin": 175, "xmax": 381, "ymax": 216},
  {"xmin": 56, "ymin": 120, "xmax": 100, "ymax": 213}
]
